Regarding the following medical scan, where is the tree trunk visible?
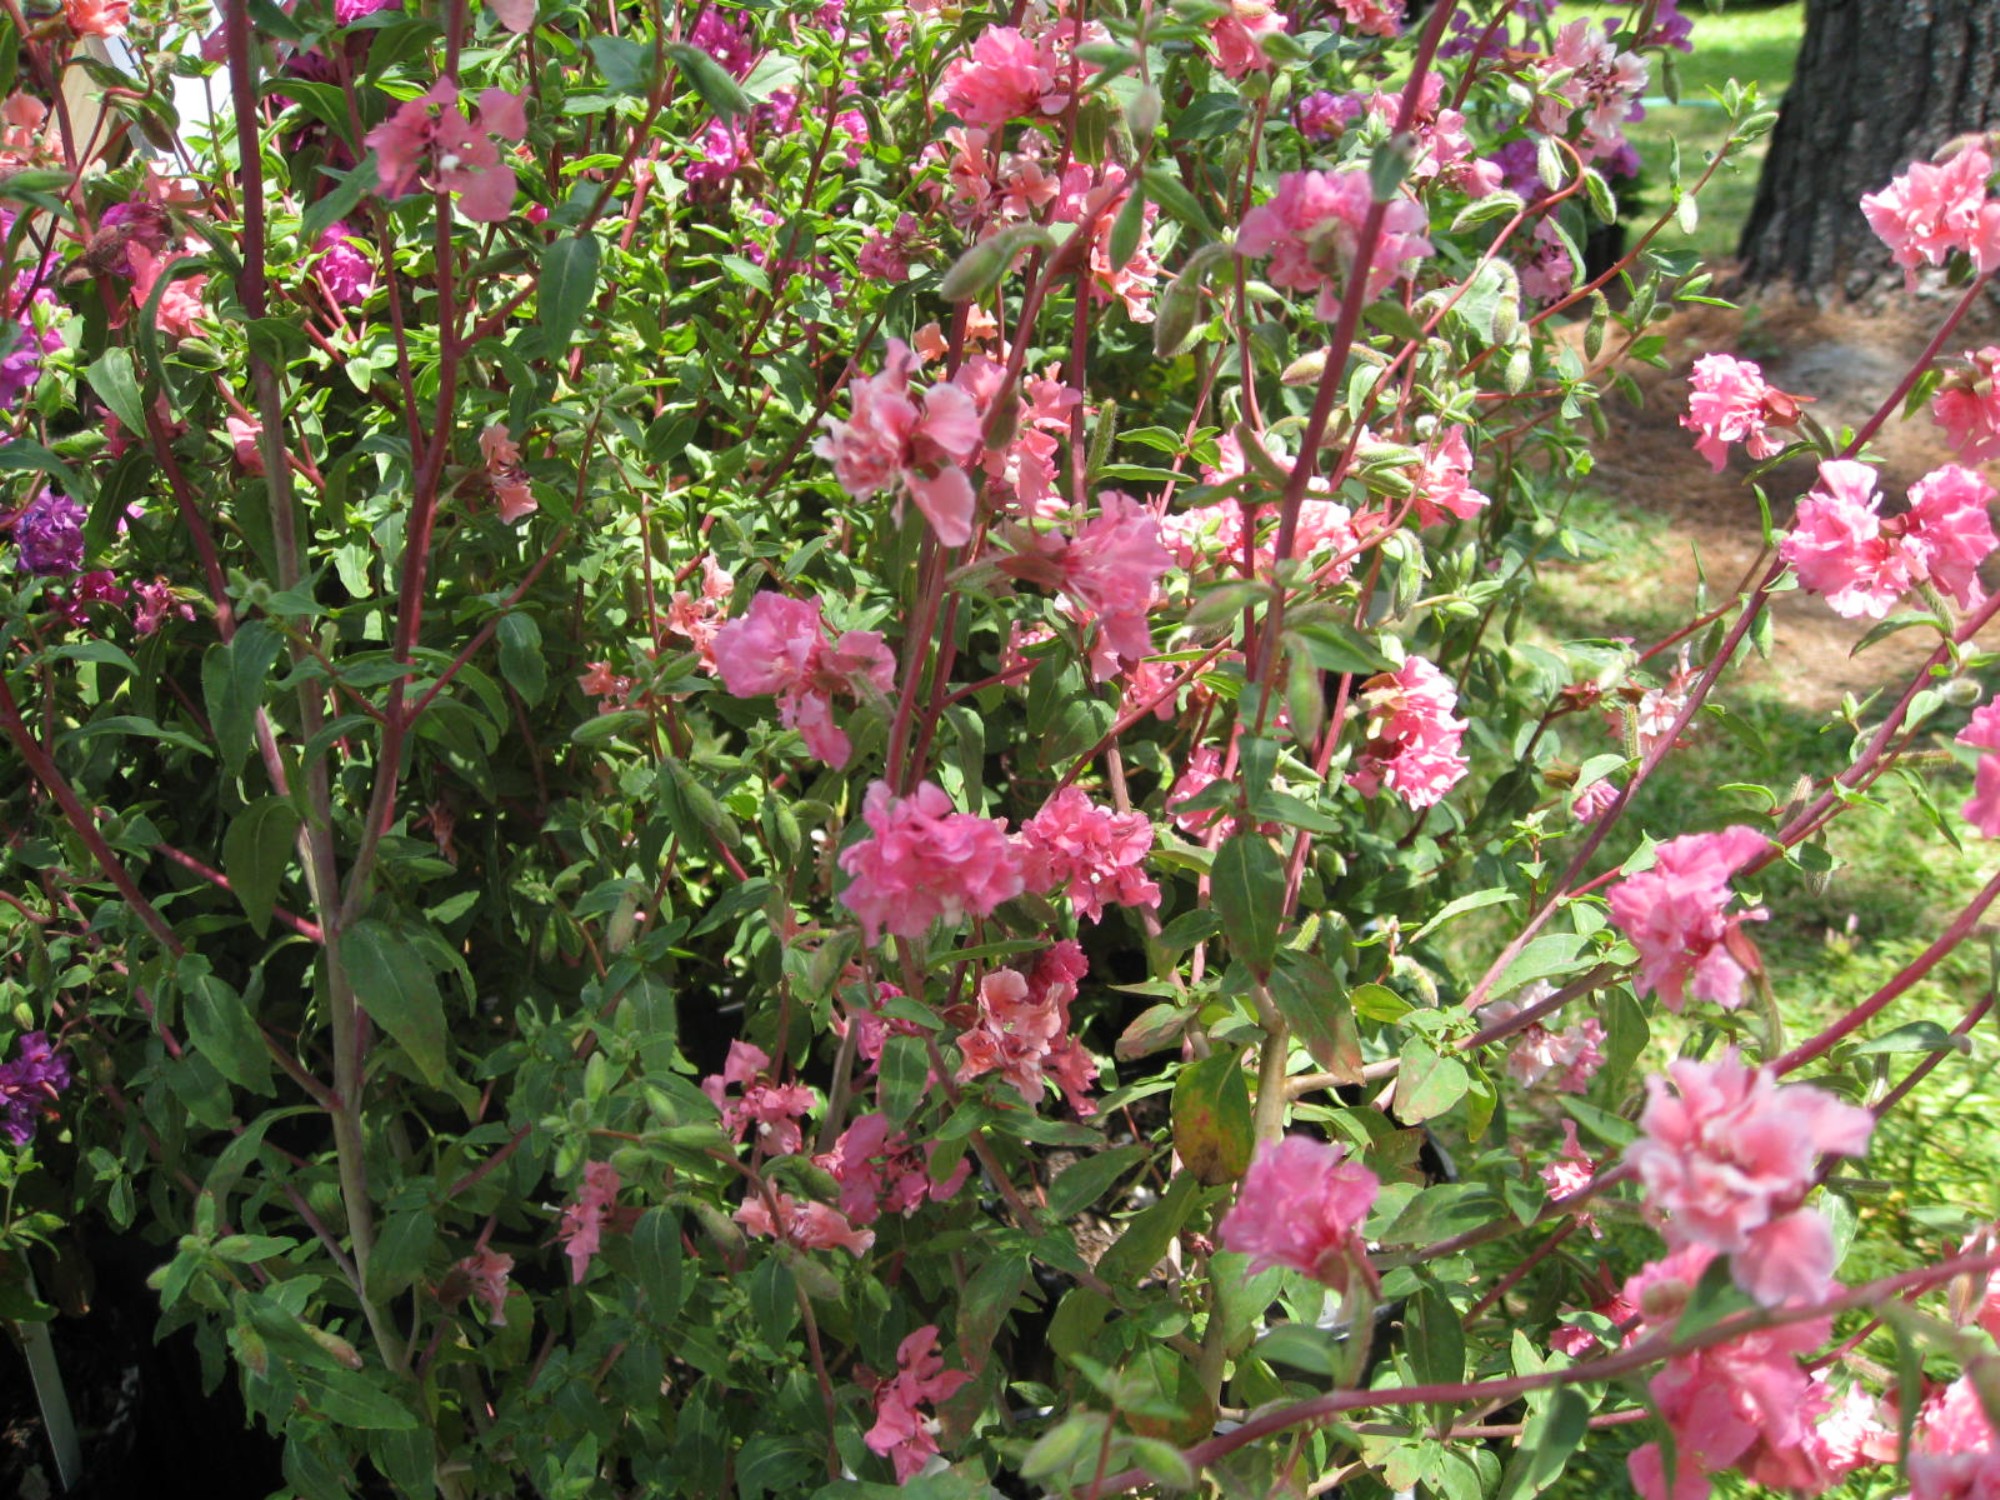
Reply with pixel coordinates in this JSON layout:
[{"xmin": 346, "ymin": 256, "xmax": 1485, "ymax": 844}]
[{"xmin": 1737, "ymin": 0, "xmax": 2000, "ymax": 293}]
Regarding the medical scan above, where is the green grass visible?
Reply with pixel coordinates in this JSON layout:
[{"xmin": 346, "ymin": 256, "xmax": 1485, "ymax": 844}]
[{"xmin": 1573, "ymin": 3, "xmax": 1806, "ymax": 263}]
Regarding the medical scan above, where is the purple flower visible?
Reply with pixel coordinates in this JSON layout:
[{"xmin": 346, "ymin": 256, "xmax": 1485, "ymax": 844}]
[
  {"xmin": 689, "ymin": 8, "xmax": 757, "ymax": 78},
  {"xmin": 14, "ymin": 490, "xmax": 86, "ymax": 576},
  {"xmin": 1296, "ymin": 90, "xmax": 1364, "ymax": 141},
  {"xmin": 315, "ymin": 223, "xmax": 377, "ymax": 304},
  {"xmin": 0, "ymin": 1032, "xmax": 70, "ymax": 1147}
]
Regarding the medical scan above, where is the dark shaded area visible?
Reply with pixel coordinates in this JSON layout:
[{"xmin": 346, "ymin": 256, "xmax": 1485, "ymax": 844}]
[{"xmin": 1739, "ymin": 0, "xmax": 2000, "ymax": 292}]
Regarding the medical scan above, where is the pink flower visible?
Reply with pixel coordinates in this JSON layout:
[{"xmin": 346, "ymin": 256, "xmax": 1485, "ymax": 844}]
[
  {"xmin": 1236, "ymin": 168, "xmax": 1432, "ymax": 319},
  {"xmin": 838, "ymin": 780, "xmax": 1026, "ymax": 944},
  {"xmin": 1572, "ymin": 777, "xmax": 1620, "ymax": 823},
  {"xmin": 938, "ymin": 26, "xmax": 1055, "ymax": 127},
  {"xmin": 956, "ymin": 943, "xmax": 1097, "ymax": 1114},
  {"xmin": 1933, "ymin": 348, "xmax": 2000, "ymax": 462},
  {"xmin": 865, "ymin": 1326, "xmax": 973, "ymax": 1482},
  {"xmin": 1348, "ymin": 657, "xmax": 1469, "ymax": 810},
  {"xmin": 489, "ymin": 0, "xmax": 537, "ymax": 32},
  {"xmin": 1904, "ymin": 463, "xmax": 1998, "ymax": 610},
  {"xmin": 1017, "ymin": 787, "xmax": 1160, "ymax": 922},
  {"xmin": 1333, "ymin": 0, "xmax": 1402, "ymax": 36},
  {"xmin": 1211, "ymin": 0, "xmax": 1288, "ymax": 77},
  {"xmin": 734, "ymin": 1191, "xmax": 875, "ymax": 1256},
  {"xmin": 1861, "ymin": 145, "xmax": 1995, "ymax": 287},
  {"xmin": 1045, "ymin": 492, "xmax": 1172, "ymax": 675},
  {"xmin": 479, "ymin": 422, "xmax": 537, "ymax": 524},
  {"xmin": 132, "ymin": 577, "xmax": 194, "ymax": 636},
  {"xmin": 128, "ymin": 243, "xmax": 207, "ymax": 340},
  {"xmin": 1539, "ymin": 1119, "xmax": 1601, "ymax": 1235},
  {"xmin": 815, "ymin": 340, "xmax": 983, "ymax": 545},
  {"xmin": 1910, "ymin": 1376, "xmax": 2000, "ymax": 1500},
  {"xmin": 64, "ymin": 0, "xmax": 128, "ymax": 36},
  {"xmin": 1957, "ymin": 703, "xmax": 2000, "ymax": 838},
  {"xmin": 1483, "ymin": 989, "xmax": 1605, "ymax": 1093},
  {"xmin": 815, "ymin": 1113, "xmax": 970, "ymax": 1225},
  {"xmin": 1533, "ymin": 20, "xmax": 1649, "ymax": 164},
  {"xmin": 226, "ymin": 414, "xmax": 263, "ymax": 473},
  {"xmin": 1408, "ymin": 426, "xmax": 1490, "ymax": 526},
  {"xmin": 452, "ymin": 1247, "xmax": 515, "ymax": 1325},
  {"xmin": 1218, "ymin": 1135, "xmax": 1380, "ymax": 1292},
  {"xmin": 1813, "ymin": 1376, "xmax": 1897, "ymax": 1478},
  {"xmin": 1606, "ymin": 826, "xmax": 1769, "ymax": 1011},
  {"xmin": 664, "ymin": 555, "xmax": 734, "ymax": 668},
  {"xmin": 364, "ymin": 80, "xmax": 527, "ymax": 223},
  {"xmin": 711, "ymin": 592, "xmax": 895, "ymax": 768},
  {"xmin": 1624, "ymin": 1048, "xmax": 1873, "ymax": 1307},
  {"xmin": 1681, "ymin": 354, "xmax": 1791, "ymax": 472},
  {"xmin": 1166, "ymin": 744, "xmax": 1231, "ymax": 836},
  {"xmin": 701, "ymin": 1040, "xmax": 816, "ymax": 1157},
  {"xmin": 556, "ymin": 1161, "xmax": 621, "ymax": 1284}
]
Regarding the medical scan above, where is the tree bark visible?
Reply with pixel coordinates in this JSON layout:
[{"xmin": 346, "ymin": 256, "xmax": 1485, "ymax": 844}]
[{"xmin": 1737, "ymin": 0, "xmax": 2000, "ymax": 293}]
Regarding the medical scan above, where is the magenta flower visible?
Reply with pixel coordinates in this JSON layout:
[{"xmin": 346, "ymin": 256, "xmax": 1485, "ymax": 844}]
[
  {"xmin": 314, "ymin": 223, "xmax": 376, "ymax": 304},
  {"xmin": 700, "ymin": 1040, "xmax": 816, "ymax": 1157},
  {"xmin": 1236, "ymin": 168, "xmax": 1432, "ymax": 319},
  {"xmin": 1217, "ymin": 1135, "xmax": 1380, "ymax": 1292},
  {"xmin": 0, "ymin": 1032, "xmax": 69, "ymax": 1146},
  {"xmin": 815, "ymin": 340, "xmax": 983, "ymax": 546},
  {"xmin": 1861, "ymin": 144, "xmax": 1996, "ymax": 287},
  {"xmin": 837, "ymin": 780, "xmax": 1025, "ymax": 944},
  {"xmin": 865, "ymin": 1326, "xmax": 973, "ymax": 1482},
  {"xmin": 1017, "ymin": 786, "xmax": 1159, "ymax": 923},
  {"xmin": 1605, "ymin": 825, "xmax": 1768, "ymax": 1011},
  {"xmin": 956, "ymin": 943, "xmax": 1097, "ymax": 1114},
  {"xmin": 1348, "ymin": 657, "xmax": 1469, "ymax": 810},
  {"xmin": 13, "ymin": 491, "xmax": 86, "ymax": 576},
  {"xmin": 555, "ymin": 1160, "xmax": 622, "ymax": 1284},
  {"xmin": 1681, "ymin": 354, "xmax": 1790, "ymax": 472},
  {"xmin": 1625, "ymin": 1048, "xmax": 1873, "ymax": 1307},
  {"xmin": 711, "ymin": 591, "xmax": 895, "ymax": 768}
]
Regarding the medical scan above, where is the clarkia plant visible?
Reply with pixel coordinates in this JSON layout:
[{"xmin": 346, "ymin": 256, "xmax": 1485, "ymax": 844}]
[{"xmin": 0, "ymin": 0, "xmax": 1998, "ymax": 1497}]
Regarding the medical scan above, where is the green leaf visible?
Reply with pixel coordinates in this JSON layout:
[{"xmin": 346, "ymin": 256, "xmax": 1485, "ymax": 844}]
[
  {"xmin": 588, "ymin": 34, "xmax": 656, "ymax": 97},
  {"xmin": 1409, "ymin": 886, "xmax": 1516, "ymax": 944},
  {"xmin": 297, "ymin": 1368, "xmax": 419, "ymax": 1430},
  {"xmin": 1047, "ymin": 1145, "xmax": 1149, "ymax": 1220},
  {"xmin": 1349, "ymin": 982, "xmax": 1411, "ymax": 1023},
  {"xmin": 664, "ymin": 41, "xmax": 751, "ymax": 120},
  {"xmin": 365, "ymin": 1210, "xmax": 436, "ymax": 1301},
  {"xmin": 339, "ymin": 921, "xmax": 451, "ymax": 1087},
  {"xmin": 878, "ymin": 1034, "xmax": 929, "ymax": 1126},
  {"xmin": 223, "ymin": 797, "xmax": 300, "ymax": 938},
  {"xmin": 1393, "ymin": 1038, "xmax": 1468, "ymax": 1123},
  {"xmin": 1674, "ymin": 1256, "xmax": 1757, "ymax": 1341},
  {"xmin": 1267, "ymin": 950, "xmax": 1363, "ymax": 1082},
  {"xmin": 538, "ymin": 233, "xmax": 602, "ymax": 356},
  {"xmin": 202, "ymin": 620, "xmax": 285, "ymax": 776},
  {"xmin": 1212, "ymin": 833, "xmax": 1283, "ymax": 976},
  {"xmin": 1497, "ymin": 1388, "xmax": 1591, "ymax": 1500},
  {"xmin": 495, "ymin": 611, "xmax": 548, "ymax": 706},
  {"xmin": 1098, "ymin": 1170, "xmax": 1200, "ymax": 1285},
  {"xmin": 183, "ymin": 967, "xmax": 274, "ymax": 1096},
  {"xmin": 1171, "ymin": 1051, "xmax": 1253, "ymax": 1186},
  {"xmin": 1409, "ymin": 1286, "xmax": 1465, "ymax": 1386},
  {"xmin": 632, "ymin": 1208, "xmax": 686, "ymax": 1321},
  {"xmin": 84, "ymin": 347, "xmax": 148, "ymax": 437}
]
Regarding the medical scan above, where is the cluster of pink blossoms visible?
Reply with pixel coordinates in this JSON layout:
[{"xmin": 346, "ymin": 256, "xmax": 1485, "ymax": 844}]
[
  {"xmin": 1624, "ymin": 1049, "xmax": 1874, "ymax": 1307},
  {"xmin": 1956, "ymin": 700, "xmax": 2000, "ymax": 837},
  {"xmin": 1933, "ymin": 346, "xmax": 2000, "ymax": 462},
  {"xmin": 1017, "ymin": 787, "xmax": 1160, "ymax": 922},
  {"xmin": 1236, "ymin": 168, "xmax": 1433, "ymax": 319},
  {"xmin": 816, "ymin": 339, "xmax": 983, "ymax": 546},
  {"xmin": 448, "ymin": 1246, "xmax": 515, "ymax": 1326},
  {"xmin": 1606, "ymin": 826, "xmax": 1768, "ymax": 1011},
  {"xmin": 1480, "ymin": 984, "xmax": 1605, "ymax": 1093},
  {"xmin": 864, "ymin": 1325, "xmax": 973, "ymax": 1482},
  {"xmin": 814, "ymin": 1112, "xmax": 970, "ymax": 1226},
  {"xmin": 838, "ymin": 780, "xmax": 1024, "ymax": 944},
  {"xmin": 555, "ymin": 1161, "xmax": 623, "ymax": 1284},
  {"xmin": 1365, "ymin": 76, "xmax": 1502, "ymax": 199},
  {"xmin": 935, "ymin": 15, "xmax": 1099, "ymax": 130},
  {"xmin": 1348, "ymin": 658, "xmax": 1470, "ymax": 809},
  {"xmin": 663, "ymin": 555, "xmax": 734, "ymax": 668},
  {"xmin": 1209, "ymin": 0, "xmax": 1286, "ymax": 78},
  {"xmin": 1862, "ymin": 143, "xmax": 2000, "ymax": 288},
  {"xmin": 1532, "ymin": 19, "xmax": 1649, "ymax": 166},
  {"xmin": 711, "ymin": 592, "xmax": 895, "ymax": 768},
  {"xmin": 1681, "ymin": 354, "xmax": 1804, "ymax": 471},
  {"xmin": 365, "ymin": 79, "xmax": 527, "ymax": 223},
  {"xmin": 1779, "ymin": 459, "xmax": 1998, "ymax": 620},
  {"xmin": 1406, "ymin": 426, "xmax": 1492, "ymax": 526},
  {"xmin": 478, "ymin": 424, "xmax": 536, "ymax": 524},
  {"xmin": 1619, "ymin": 1245, "xmax": 1870, "ymax": 1500},
  {"xmin": 1910, "ymin": 1375, "xmax": 2000, "ymax": 1500},
  {"xmin": 956, "ymin": 941, "xmax": 1097, "ymax": 1114},
  {"xmin": 1217, "ymin": 1135, "xmax": 1380, "ymax": 1294},
  {"xmin": 734, "ymin": 1188, "xmax": 875, "ymax": 1257},
  {"xmin": 700, "ymin": 1040, "xmax": 815, "ymax": 1156},
  {"xmin": 1002, "ymin": 491, "xmax": 1173, "ymax": 681}
]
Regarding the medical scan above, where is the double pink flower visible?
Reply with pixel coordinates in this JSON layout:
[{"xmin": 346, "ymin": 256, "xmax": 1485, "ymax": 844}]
[
  {"xmin": 712, "ymin": 592, "xmax": 896, "ymax": 769},
  {"xmin": 816, "ymin": 339, "xmax": 984, "ymax": 546}
]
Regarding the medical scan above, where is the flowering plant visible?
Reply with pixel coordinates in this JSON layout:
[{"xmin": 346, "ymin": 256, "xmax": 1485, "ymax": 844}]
[{"xmin": 0, "ymin": 0, "xmax": 1997, "ymax": 1496}]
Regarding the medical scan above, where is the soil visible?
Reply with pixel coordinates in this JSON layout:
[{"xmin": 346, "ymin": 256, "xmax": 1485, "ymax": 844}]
[{"xmin": 1579, "ymin": 279, "xmax": 2000, "ymax": 711}]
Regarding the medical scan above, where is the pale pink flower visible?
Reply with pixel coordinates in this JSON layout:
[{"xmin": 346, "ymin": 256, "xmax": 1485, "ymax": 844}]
[
  {"xmin": 1217, "ymin": 1135, "xmax": 1380, "ymax": 1293},
  {"xmin": 816, "ymin": 339, "xmax": 983, "ymax": 545},
  {"xmin": 734, "ymin": 1191, "xmax": 875, "ymax": 1256},
  {"xmin": 1909, "ymin": 1375, "xmax": 2000, "ymax": 1500},
  {"xmin": 478, "ymin": 422, "xmax": 537, "ymax": 523},
  {"xmin": 453, "ymin": 1247, "xmax": 515, "ymax": 1325},
  {"xmin": 1017, "ymin": 786, "xmax": 1160, "ymax": 922},
  {"xmin": 865, "ymin": 1325, "xmax": 973, "ymax": 1482},
  {"xmin": 815, "ymin": 1113, "xmax": 970, "ymax": 1226},
  {"xmin": 1236, "ymin": 168, "xmax": 1432, "ymax": 319},
  {"xmin": 1606, "ymin": 826, "xmax": 1769, "ymax": 1011},
  {"xmin": 1539, "ymin": 1119, "xmax": 1601, "ymax": 1236},
  {"xmin": 1211, "ymin": 0, "xmax": 1288, "ymax": 78},
  {"xmin": 1904, "ymin": 463, "xmax": 1998, "ymax": 609},
  {"xmin": 1484, "ymin": 992, "xmax": 1605, "ymax": 1094},
  {"xmin": 489, "ymin": 0, "xmax": 536, "ymax": 32},
  {"xmin": 838, "ymin": 780, "xmax": 1026, "ymax": 944},
  {"xmin": 1348, "ymin": 657, "xmax": 1469, "ymax": 810},
  {"xmin": 701, "ymin": 1040, "xmax": 816, "ymax": 1157},
  {"xmin": 1533, "ymin": 20, "xmax": 1649, "ymax": 164},
  {"xmin": 711, "ymin": 591, "xmax": 895, "ymax": 768},
  {"xmin": 999, "ymin": 491, "xmax": 1173, "ymax": 682},
  {"xmin": 1365, "ymin": 75, "xmax": 1496, "ymax": 197},
  {"xmin": 1624, "ymin": 1048, "xmax": 1874, "ymax": 1306},
  {"xmin": 956, "ymin": 943, "xmax": 1097, "ymax": 1114},
  {"xmin": 556, "ymin": 1161, "xmax": 621, "ymax": 1284},
  {"xmin": 1862, "ymin": 145, "xmax": 1995, "ymax": 287},
  {"xmin": 1408, "ymin": 426, "xmax": 1489, "ymax": 526},
  {"xmin": 1812, "ymin": 1375, "xmax": 1897, "ymax": 1478},
  {"xmin": 1933, "ymin": 348, "xmax": 2000, "ymax": 463},
  {"xmin": 1682, "ymin": 354, "xmax": 1790, "ymax": 472}
]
